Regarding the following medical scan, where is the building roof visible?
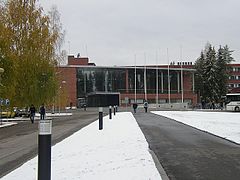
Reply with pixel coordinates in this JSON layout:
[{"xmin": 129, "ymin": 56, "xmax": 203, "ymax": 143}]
[{"xmin": 59, "ymin": 65, "xmax": 196, "ymax": 72}]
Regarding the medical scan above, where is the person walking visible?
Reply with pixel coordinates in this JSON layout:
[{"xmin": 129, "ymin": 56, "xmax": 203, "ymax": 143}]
[
  {"xmin": 133, "ymin": 103, "xmax": 138, "ymax": 113},
  {"xmin": 144, "ymin": 100, "xmax": 148, "ymax": 113},
  {"xmin": 40, "ymin": 104, "xmax": 46, "ymax": 120},
  {"xmin": 29, "ymin": 104, "xmax": 36, "ymax": 123}
]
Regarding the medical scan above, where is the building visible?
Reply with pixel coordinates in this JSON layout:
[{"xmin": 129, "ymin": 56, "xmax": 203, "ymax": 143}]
[
  {"xmin": 58, "ymin": 56, "xmax": 197, "ymax": 107},
  {"xmin": 227, "ymin": 64, "xmax": 240, "ymax": 93}
]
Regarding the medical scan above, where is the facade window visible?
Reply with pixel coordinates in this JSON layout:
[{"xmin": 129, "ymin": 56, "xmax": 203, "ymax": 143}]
[
  {"xmin": 229, "ymin": 76, "xmax": 235, "ymax": 80},
  {"xmin": 76, "ymin": 68, "xmax": 126, "ymax": 97},
  {"xmin": 229, "ymin": 84, "xmax": 234, "ymax": 88}
]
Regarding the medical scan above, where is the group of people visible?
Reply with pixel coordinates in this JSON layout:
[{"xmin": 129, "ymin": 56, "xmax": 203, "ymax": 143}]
[
  {"xmin": 132, "ymin": 100, "xmax": 148, "ymax": 113},
  {"xmin": 29, "ymin": 104, "xmax": 46, "ymax": 124}
]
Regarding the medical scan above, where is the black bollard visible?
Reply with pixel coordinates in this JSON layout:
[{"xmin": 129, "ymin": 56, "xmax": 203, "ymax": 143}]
[
  {"xmin": 113, "ymin": 106, "xmax": 116, "ymax": 116},
  {"xmin": 109, "ymin": 106, "xmax": 112, "ymax": 119},
  {"xmin": 99, "ymin": 107, "xmax": 103, "ymax": 130},
  {"xmin": 38, "ymin": 120, "xmax": 52, "ymax": 180}
]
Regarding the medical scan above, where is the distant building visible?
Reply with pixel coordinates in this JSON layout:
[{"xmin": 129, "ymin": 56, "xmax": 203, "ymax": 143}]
[
  {"xmin": 227, "ymin": 64, "xmax": 240, "ymax": 93},
  {"xmin": 58, "ymin": 56, "xmax": 197, "ymax": 107}
]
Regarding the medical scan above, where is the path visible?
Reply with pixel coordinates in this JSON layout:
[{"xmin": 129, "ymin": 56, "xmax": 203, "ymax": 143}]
[
  {"xmin": 0, "ymin": 108, "xmax": 99, "ymax": 178},
  {"xmin": 134, "ymin": 112, "xmax": 240, "ymax": 180}
]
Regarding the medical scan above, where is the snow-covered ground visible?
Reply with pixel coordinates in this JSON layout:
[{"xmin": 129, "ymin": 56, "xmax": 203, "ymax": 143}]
[
  {"xmin": 2, "ymin": 112, "xmax": 161, "ymax": 180},
  {"xmin": 35, "ymin": 112, "xmax": 72, "ymax": 117},
  {"xmin": 0, "ymin": 113, "xmax": 72, "ymax": 123},
  {"xmin": 0, "ymin": 122, "xmax": 17, "ymax": 128},
  {"xmin": 152, "ymin": 111, "xmax": 240, "ymax": 144}
]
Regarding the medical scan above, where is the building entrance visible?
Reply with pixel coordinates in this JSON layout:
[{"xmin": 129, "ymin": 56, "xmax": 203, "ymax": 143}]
[{"xmin": 87, "ymin": 92, "xmax": 120, "ymax": 107}]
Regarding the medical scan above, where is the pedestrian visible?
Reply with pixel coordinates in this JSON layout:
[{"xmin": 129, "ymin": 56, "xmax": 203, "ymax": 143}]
[
  {"xmin": 29, "ymin": 104, "xmax": 36, "ymax": 123},
  {"xmin": 144, "ymin": 100, "xmax": 148, "ymax": 113},
  {"xmin": 83, "ymin": 103, "xmax": 87, "ymax": 111},
  {"xmin": 133, "ymin": 103, "xmax": 138, "ymax": 113},
  {"xmin": 40, "ymin": 103, "xmax": 46, "ymax": 120}
]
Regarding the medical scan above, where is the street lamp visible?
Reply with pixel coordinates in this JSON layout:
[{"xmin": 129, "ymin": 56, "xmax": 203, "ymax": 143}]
[{"xmin": 58, "ymin": 80, "xmax": 66, "ymax": 114}]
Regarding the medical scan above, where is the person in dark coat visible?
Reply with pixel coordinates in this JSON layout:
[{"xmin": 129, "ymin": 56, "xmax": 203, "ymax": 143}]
[
  {"xmin": 144, "ymin": 101, "xmax": 148, "ymax": 113},
  {"xmin": 133, "ymin": 103, "xmax": 138, "ymax": 113},
  {"xmin": 40, "ymin": 104, "xmax": 46, "ymax": 120},
  {"xmin": 29, "ymin": 104, "xmax": 36, "ymax": 123}
]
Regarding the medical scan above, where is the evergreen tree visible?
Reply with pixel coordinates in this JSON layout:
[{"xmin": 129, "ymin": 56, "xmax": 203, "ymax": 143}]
[
  {"xmin": 194, "ymin": 51, "xmax": 205, "ymax": 98},
  {"xmin": 216, "ymin": 45, "xmax": 234, "ymax": 97},
  {"xmin": 195, "ymin": 43, "xmax": 234, "ymax": 104},
  {"xmin": 204, "ymin": 46, "xmax": 218, "ymax": 101}
]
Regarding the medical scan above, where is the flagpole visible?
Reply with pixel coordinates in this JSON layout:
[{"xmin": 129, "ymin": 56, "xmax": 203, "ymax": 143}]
[
  {"xmin": 156, "ymin": 51, "xmax": 159, "ymax": 107},
  {"xmin": 144, "ymin": 53, "xmax": 147, "ymax": 101},
  {"xmin": 134, "ymin": 54, "xmax": 137, "ymax": 103},
  {"xmin": 167, "ymin": 48, "xmax": 170, "ymax": 104},
  {"xmin": 180, "ymin": 46, "xmax": 184, "ymax": 103}
]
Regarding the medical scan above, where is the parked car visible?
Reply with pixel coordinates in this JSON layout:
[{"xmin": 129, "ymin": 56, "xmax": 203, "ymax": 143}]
[
  {"xmin": 0, "ymin": 110, "xmax": 16, "ymax": 118},
  {"xmin": 14, "ymin": 107, "xmax": 30, "ymax": 117}
]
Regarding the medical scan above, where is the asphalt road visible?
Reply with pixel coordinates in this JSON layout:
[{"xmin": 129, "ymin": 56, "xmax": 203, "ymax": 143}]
[
  {"xmin": 134, "ymin": 112, "xmax": 240, "ymax": 180},
  {"xmin": 0, "ymin": 108, "xmax": 102, "ymax": 178}
]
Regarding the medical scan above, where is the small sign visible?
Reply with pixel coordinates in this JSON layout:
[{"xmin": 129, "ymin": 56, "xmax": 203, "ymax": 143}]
[
  {"xmin": 0, "ymin": 99, "xmax": 10, "ymax": 106},
  {"xmin": 5, "ymin": 99, "xmax": 10, "ymax": 106},
  {"xmin": 39, "ymin": 120, "xmax": 52, "ymax": 135}
]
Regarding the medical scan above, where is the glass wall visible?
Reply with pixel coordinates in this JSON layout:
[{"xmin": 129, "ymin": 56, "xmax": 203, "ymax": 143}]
[
  {"xmin": 77, "ymin": 67, "xmax": 126, "ymax": 97},
  {"xmin": 77, "ymin": 67, "xmax": 187, "ymax": 98}
]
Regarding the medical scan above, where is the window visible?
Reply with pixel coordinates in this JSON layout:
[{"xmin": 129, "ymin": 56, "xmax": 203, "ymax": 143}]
[{"xmin": 230, "ymin": 76, "xmax": 235, "ymax": 80}]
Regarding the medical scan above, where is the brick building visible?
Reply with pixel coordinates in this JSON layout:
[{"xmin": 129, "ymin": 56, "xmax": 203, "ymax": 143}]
[
  {"xmin": 227, "ymin": 64, "xmax": 240, "ymax": 93},
  {"xmin": 58, "ymin": 56, "xmax": 198, "ymax": 107},
  {"xmin": 58, "ymin": 56, "xmax": 240, "ymax": 107}
]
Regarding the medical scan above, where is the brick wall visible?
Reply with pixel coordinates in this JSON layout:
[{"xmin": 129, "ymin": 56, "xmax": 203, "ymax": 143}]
[
  {"xmin": 58, "ymin": 67, "xmax": 77, "ymax": 106},
  {"xmin": 68, "ymin": 56, "xmax": 89, "ymax": 66}
]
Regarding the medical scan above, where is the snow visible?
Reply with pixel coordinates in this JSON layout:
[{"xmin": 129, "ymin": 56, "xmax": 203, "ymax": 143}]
[
  {"xmin": 0, "ymin": 113, "xmax": 72, "ymax": 122},
  {"xmin": 152, "ymin": 111, "xmax": 240, "ymax": 144},
  {"xmin": 2, "ymin": 112, "xmax": 161, "ymax": 180},
  {"xmin": 35, "ymin": 112, "xmax": 72, "ymax": 117},
  {"xmin": 0, "ymin": 122, "xmax": 17, "ymax": 128}
]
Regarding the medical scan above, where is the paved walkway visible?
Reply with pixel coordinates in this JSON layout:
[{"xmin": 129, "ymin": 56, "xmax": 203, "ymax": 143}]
[
  {"xmin": 134, "ymin": 112, "xmax": 240, "ymax": 180},
  {"xmin": 0, "ymin": 108, "xmax": 99, "ymax": 178}
]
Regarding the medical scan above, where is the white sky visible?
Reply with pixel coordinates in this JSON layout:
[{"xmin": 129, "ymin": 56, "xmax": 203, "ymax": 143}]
[{"xmin": 40, "ymin": 0, "xmax": 240, "ymax": 66}]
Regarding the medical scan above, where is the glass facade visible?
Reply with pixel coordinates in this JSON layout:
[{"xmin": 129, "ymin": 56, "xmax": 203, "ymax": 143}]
[
  {"xmin": 75, "ymin": 66, "xmax": 196, "ymax": 106},
  {"xmin": 77, "ymin": 67, "xmax": 126, "ymax": 97},
  {"xmin": 77, "ymin": 67, "xmax": 187, "ymax": 97}
]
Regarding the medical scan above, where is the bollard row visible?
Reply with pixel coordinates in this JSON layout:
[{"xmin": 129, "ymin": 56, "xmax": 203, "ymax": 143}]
[
  {"xmin": 99, "ymin": 105, "xmax": 118, "ymax": 130},
  {"xmin": 99, "ymin": 107, "xmax": 103, "ymax": 130}
]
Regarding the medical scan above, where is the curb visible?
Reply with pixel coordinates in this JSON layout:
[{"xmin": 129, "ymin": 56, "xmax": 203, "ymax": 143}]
[{"xmin": 149, "ymin": 149, "xmax": 169, "ymax": 180}]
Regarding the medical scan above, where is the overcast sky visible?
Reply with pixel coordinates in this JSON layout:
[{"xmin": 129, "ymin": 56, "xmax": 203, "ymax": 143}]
[{"xmin": 40, "ymin": 0, "xmax": 240, "ymax": 66}]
